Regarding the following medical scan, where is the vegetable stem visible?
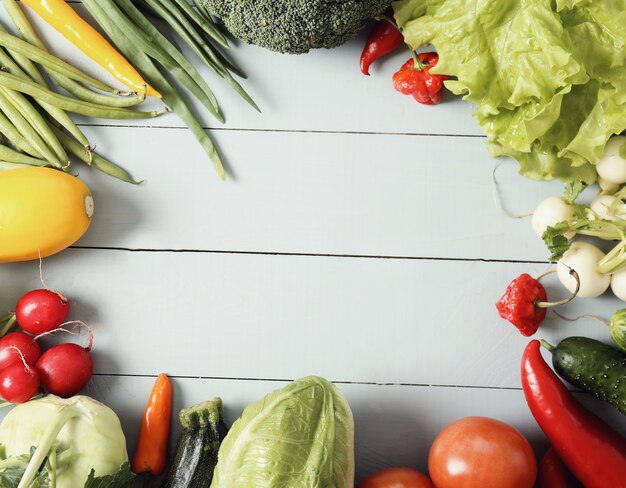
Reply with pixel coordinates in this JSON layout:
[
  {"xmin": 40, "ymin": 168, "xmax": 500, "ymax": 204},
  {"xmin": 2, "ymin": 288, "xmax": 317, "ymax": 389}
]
[
  {"xmin": 536, "ymin": 269, "xmax": 580, "ymax": 308},
  {"xmin": 17, "ymin": 405, "xmax": 79, "ymax": 488},
  {"xmin": 540, "ymin": 339, "xmax": 555, "ymax": 353},
  {"xmin": 0, "ymin": 314, "xmax": 15, "ymax": 337}
]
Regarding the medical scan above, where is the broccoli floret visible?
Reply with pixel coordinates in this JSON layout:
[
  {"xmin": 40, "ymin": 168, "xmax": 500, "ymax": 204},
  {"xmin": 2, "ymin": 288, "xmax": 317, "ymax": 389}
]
[{"xmin": 201, "ymin": 0, "xmax": 392, "ymax": 54}]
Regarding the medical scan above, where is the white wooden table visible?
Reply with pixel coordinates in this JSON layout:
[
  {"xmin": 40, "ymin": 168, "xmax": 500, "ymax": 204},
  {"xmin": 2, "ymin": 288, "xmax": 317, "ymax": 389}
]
[{"xmin": 0, "ymin": 5, "xmax": 624, "ymax": 483}]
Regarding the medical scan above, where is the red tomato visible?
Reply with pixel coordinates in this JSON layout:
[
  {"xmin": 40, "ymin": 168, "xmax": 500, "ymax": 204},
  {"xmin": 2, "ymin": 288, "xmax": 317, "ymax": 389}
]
[
  {"xmin": 358, "ymin": 467, "xmax": 435, "ymax": 488},
  {"xmin": 428, "ymin": 417, "xmax": 536, "ymax": 488}
]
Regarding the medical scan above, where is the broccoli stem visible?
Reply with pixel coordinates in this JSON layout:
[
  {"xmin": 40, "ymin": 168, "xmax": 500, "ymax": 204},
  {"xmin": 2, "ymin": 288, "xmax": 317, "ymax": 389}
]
[{"xmin": 18, "ymin": 406, "xmax": 79, "ymax": 488}]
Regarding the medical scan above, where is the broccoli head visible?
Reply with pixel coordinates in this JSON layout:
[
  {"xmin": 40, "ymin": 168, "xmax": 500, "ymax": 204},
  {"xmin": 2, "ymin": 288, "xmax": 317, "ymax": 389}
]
[{"xmin": 201, "ymin": 0, "xmax": 392, "ymax": 54}]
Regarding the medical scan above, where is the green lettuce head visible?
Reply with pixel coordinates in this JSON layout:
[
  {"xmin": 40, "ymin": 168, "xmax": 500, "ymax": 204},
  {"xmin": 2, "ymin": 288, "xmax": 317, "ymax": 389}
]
[{"xmin": 211, "ymin": 376, "xmax": 355, "ymax": 488}]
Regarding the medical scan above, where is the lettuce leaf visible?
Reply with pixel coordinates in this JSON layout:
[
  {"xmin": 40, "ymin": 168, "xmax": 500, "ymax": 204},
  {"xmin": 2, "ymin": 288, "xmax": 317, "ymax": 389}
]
[
  {"xmin": 393, "ymin": 0, "xmax": 626, "ymax": 182},
  {"xmin": 211, "ymin": 376, "xmax": 354, "ymax": 488}
]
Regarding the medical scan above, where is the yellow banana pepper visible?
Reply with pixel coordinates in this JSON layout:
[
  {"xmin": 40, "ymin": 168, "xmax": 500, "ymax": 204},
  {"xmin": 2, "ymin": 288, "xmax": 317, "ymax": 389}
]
[{"xmin": 20, "ymin": 0, "xmax": 161, "ymax": 98}]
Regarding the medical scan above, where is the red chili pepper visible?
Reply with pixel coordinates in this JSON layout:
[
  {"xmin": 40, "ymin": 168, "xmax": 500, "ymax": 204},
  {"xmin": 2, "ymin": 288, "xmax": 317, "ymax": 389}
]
[
  {"xmin": 360, "ymin": 9, "xmax": 404, "ymax": 75},
  {"xmin": 392, "ymin": 53, "xmax": 449, "ymax": 105},
  {"xmin": 132, "ymin": 373, "xmax": 173, "ymax": 475},
  {"xmin": 496, "ymin": 273, "xmax": 547, "ymax": 336},
  {"xmin": 538, "ymin": 447, "xmax": 581, "ymax": 488},
  {"xmin": 521, "ymin": 340, "xmax": 626, "ymax": 488}
]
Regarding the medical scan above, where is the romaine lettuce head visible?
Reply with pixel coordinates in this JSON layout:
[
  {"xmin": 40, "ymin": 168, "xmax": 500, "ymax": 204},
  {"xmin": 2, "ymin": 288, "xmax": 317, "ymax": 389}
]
[
  {"xmin": 211, "ymin": 376, "xmax": 354, "ymax": 488},
  {"xmin": 0, "ymin": 395, "xmax": 130, "ymax": 488}
]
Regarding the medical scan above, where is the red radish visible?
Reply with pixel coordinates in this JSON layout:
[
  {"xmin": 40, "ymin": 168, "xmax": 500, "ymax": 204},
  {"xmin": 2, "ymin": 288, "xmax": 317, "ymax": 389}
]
[
  {"xmin": 0, "ymin": 332, "xmax": 41, "ymax": 369},
  {"xmin": 0, "ymin": 360, "xmax": 40, "ymax": 403},
  {"xmin": 36, "ymin": 343, "xmax": 92, "ymax": 397},
  {"xmin": 15, "ymin": 289, "xmax": 69, "ymax": 335}
]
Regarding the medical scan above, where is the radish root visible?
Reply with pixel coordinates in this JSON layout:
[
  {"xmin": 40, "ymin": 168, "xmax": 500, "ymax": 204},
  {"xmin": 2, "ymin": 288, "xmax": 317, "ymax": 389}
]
[
  {"xmin": 552, "ymin": 310, "xmax": 609, "ymax": 327},
  {"xmin": 33, "ymin": 321, "xmax": 93, "ymax": 351},
  {"xmin": 492, "ymin": 160, "xmax": 533, "ymax": 219},
  {"xmin": 6, "ymin": 345, "xmax": 33, "ymax": 373}
]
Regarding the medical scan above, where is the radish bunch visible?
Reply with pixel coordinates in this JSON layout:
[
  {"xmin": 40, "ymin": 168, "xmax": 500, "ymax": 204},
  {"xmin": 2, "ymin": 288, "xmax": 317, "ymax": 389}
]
[
  {"xmin": 532, "ymin": 140, "xmax": 626, "ymax": 301},
  {"xmin": 0, "ymin": 288, "xmax": 93, "ymax": 403}
]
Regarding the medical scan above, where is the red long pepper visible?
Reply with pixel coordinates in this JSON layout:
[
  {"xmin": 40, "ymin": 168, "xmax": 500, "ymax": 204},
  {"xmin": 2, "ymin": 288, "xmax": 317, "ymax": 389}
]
[
  {"xmin": 360, "ymin": 9, "xmax": 404, "ymax": 75},
  {"xmin": 538, "ymin": 447, "xmax": 577, "ymax": 488},
  {"xmin": 521, "ymin": 340, "xmax": 626, "ymax": 488}
]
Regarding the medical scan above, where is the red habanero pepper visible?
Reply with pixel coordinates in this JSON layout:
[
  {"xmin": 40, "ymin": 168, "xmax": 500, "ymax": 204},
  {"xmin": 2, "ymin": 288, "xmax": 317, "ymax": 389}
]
[
  {"xmin": 392, "ymin": 53, "xmax": 449, "ymax": 105},
  {"xmin": 538, "ymin": 447, "xmax": 582, "ymax": 488},
  {"xmin": 132, "ymin": 373, "xmax": 173, "ymax": 475},
  {"xmin": 521, "ymin": 340, "xmax": 626, "ymax": 488},
  {"xmin": 496, "ymin": 271, "xmax": 579, "ymax": 336},
  {"xmin": 496, "ymin": 273, "xmax": 547, "ymax": 336},
  {"xmin": 360, "ymin": 8, "xmax": 404, "ymax": 75}
]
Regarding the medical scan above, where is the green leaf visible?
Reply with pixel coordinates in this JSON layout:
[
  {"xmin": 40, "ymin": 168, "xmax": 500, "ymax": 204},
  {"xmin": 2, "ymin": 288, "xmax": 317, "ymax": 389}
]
[
  {"xmin": 562, "ymin": 180, "xmax": 588, "ymax": 205},
  {"xmin": 393, "ymin": 0, "xmax": 626, "ymax": 182},
  {"xmin": 542, "ymin": 224, "xmax": 572, "ymax": 260},
  {"xmin": 83, "ymin": 462, "xmax": 135, "ymax": 488},
  {"xmin": 0, "ymin": 450, "xmax": 49, "ymax": 488}
]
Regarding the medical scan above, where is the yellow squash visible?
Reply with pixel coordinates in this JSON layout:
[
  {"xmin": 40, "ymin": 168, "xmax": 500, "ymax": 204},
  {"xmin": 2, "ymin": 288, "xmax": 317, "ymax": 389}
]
[{"xmin": 0, "ymin": 167, "xmax": 94, "ymax": 263}]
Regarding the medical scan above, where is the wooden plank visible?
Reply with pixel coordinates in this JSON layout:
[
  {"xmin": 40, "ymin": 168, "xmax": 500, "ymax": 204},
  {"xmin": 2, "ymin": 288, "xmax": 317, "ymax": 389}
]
[
  {"xmin": 81, "ymin": 375, "xmax": 626, "ymax": 482},
  {"xmin": 71, "ymin": 126, "xmax": 563, "ymax": 261},
  {"xmin": 2, "ymin": 4, "xmax": 481, "ymax": 135},
  {"xmin": 0, "ymin": 251, "xmax": 617, "ymax": 387}
]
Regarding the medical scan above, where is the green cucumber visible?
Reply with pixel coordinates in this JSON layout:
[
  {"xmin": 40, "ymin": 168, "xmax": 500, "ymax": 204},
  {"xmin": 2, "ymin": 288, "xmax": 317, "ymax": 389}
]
[
  {"xmin": 161, "ymin": 398, "xmax": 228, "ymax": 488},
  {"xmin": 542, "ymin": 337, "xmax": 626, "ymax": 415}
]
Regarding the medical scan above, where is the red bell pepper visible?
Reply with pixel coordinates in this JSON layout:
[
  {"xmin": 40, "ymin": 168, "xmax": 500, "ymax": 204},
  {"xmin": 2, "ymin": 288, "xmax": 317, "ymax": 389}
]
[{"xmin": 521, "ymin": 340, "xmax": 626, "ymax": 488}]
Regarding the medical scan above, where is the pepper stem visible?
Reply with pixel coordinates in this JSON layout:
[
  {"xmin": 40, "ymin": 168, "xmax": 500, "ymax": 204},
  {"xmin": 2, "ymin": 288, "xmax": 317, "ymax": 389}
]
[
  {"xmin": 410, "ymin": 50, "xmax": 427, "ymax": 71},
  {"xmin": 540, "ymin": 339, "xmax": 555, "ymax": 353},
  {"xmin": 375, "ymin": 13, "xmax": 426, "ymax": 71},
  {"xmin": 535, "ymin": 269, "xmax": 580, "ymax": 309}
]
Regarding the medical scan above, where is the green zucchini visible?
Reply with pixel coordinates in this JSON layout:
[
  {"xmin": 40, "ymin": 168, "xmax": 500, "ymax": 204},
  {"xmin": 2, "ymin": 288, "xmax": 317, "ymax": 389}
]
[
  {"xmin": 161, "ymin": 397, "xmax": 228, "ymax": 488},
  {"xmin": 542, "ymin": 337, "xmax": 626, "ymax": 415}
]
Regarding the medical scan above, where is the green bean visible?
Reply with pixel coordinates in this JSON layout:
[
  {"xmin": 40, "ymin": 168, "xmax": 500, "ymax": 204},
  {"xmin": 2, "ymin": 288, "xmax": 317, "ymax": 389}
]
[
  {"xmin": 0, "ymin": 161, "xmax": 29, "ymax": 170},
  {"xmin": 2, "ymin": 0, "xmax": 145, "ymax": 109},
  {"xmin": 0, "ymin": 91, "xmax": 62, "ymax": 167},
  {"xmin": 54, "ymin": 75, "xmax": 146, "ymax": 107},
  {"xmin": 0, "ymin": 111, "xmax": 39, "ymax": 155},
  {"xmin": 171, "ymin": 0, "xmax": 228, "ymax": 48},
  {"xmin": 0, "ymin": 42, "xmax": 86, "ymax": 145},
  {"xmin": 0, "ymin": 143, "xmax": 48, "ymax": 166},
  {"xmin": 0, "ymin": 31, "xmax": 117, "ymax": 93},
  {"xmin": 52, "ymin": 126, "xmax": 139, "ymax": 184},
  {"xmin": 158, "ymin": 0, "xmax": 244, "ymax": 78},
  {"xmin": 83, "ymin": 0, "xmax": 224, "ymax": 178},
  {"xmin": 110, "ymin": 0, "xmax": 222, "ymax": 122},
  {"xmin": 0, "ymin": 8, "xmax": 90, "ymax": 147},
  {"xmin": 0, "ymin": 71, "xmax": 167, "ymax": 119},
  {"xmin": 1, "ymin": 88, "xmax": 68, "ymax": 163},
  {"xmin": 159, "ymin": 0, "xmax": 246, "ymax": 80},
  {"xmin": 143, "ymin": 0, "xmax": 258, "ymax": 111}
]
